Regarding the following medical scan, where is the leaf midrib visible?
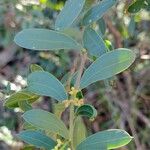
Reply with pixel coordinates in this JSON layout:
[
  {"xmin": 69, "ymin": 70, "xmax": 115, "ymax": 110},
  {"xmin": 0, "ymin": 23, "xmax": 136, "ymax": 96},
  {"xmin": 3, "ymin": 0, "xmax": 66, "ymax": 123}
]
[{"xmin": 19, "ymin": 39, "xmax": 76, "ymax": 45}]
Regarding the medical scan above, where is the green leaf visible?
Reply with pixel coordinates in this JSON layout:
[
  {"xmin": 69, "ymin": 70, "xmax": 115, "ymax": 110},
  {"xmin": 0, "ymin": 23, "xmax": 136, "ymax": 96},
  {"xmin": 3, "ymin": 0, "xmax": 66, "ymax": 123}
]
[
  {"xmin": 30, "ymin": 64, "xmax": 44, "ymax": 72},
  {"xmin": 55, "ymin": 0, "xmax": 86, "ymax": 30},
  {"xmin": 128, "ymin": 16, "xmax": 136, "ymax": 36},
  {"xmin": 143, "ymin": 0, "xmax": 150, "ymax": 11},
  {"xmin": 97, "ymin": 18, "xmax": 106, "ymax": 36},
  {"xmin": 23, "ymin": 109, "xmax": 69, "ymax": 139},
  {"xmin": 83, "ymin": 0, "xmax": 96, "ymax": 12},
  {"xmin": 76, "ymin": 91, "xmax": 83, "ymax": 99},
  {"xmin": 76, "ymin": 129, "xmax": 133, "ymax": 150},
  {"xmin": 17, "ymin": 130, "xmax": 56, "ymax": 150},
  {"xmin": 5, "ymin": 82, "xmax": 11, "ymax": 95},
  {"xmin": 104, "ymin": 40, "xmax": 114, "ymax": 51},
  {"xmin": 61, "ymin": 28, "xmax": 83, "ymax": 43},
  {"xmin": 83, "ymin": 27, "xmax": 108, "ymax": 57},
  {"xmin": 22, "ymin": 146, "xmax": 35, "ymax": 150},
  {"xmin": 54, "ymin": 102, "xmax": 66, "ymax": 118},
  {"xmin": 14, "ymin": 29, "xmax": 83, "ymax": 51},
  {"xmin": 73, "ymin": 117, "xmax": 86, "ymax": 149},
  {"xmin": 18, "ymin": 100, "xmax": 32, "ymax": 111},
  {"xmin": 80, "ymin": 49, "xmax": 136, "ymax": 89},
  {"xmin": 61, "ymin": 72, "xmax": 71, "ymax": 86},
  {"xmin": 128, "ymin": 0, "xmax": 144, "ymax": 13},
  {"xmin": 77, "ymin": 143, "xmax": 106, "ymax": 150},
  {"xmin": 75, "ymin": 104, "xmax": 97, "ymax": 120},
  {"xmin": 27, "ymin": 71, "xmax": 68, "ymax": 101},
  {"xmin": 82, "ymin": 0, "xmax": 117, "ymax": 26},
  {"xmin": 4, "ymin": 90, "xmax": 39, "ymax": 108},
  {"xmin": 23, "ymin": 122, "xmax": 37, "ymax": 130}
]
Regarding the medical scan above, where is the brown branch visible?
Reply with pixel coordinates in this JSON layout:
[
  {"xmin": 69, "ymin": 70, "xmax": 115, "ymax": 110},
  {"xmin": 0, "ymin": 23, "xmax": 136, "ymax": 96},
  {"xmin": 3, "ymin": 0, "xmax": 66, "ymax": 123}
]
[
  {"xmin": 132, "ymin": 109, "xmax": 150, "ymax": 128},
  {"xmin": 75, "ymin": 52, "xmax": 87, "ymax": 89},
  {"xmin": 106, "ymin": 90, "xmax": 145, "ymax": 150},
  {"xmin": 127, "ymin": 116, "xmax": 143, "ymax": 150},
  {"xmin": 0, "ymin": 44, "xmax": 17, "ymax": 68},
  {"xmin": 104, "ymin": 14, "xmax": 145, "ymax": 149},
  {"xmin": 107, "ymin": 90, "xmax": 150, "ymax": 129},
  {"xmin": 104, "ymin": 16, "xmax": 123, "ymax": 48},
  {"xmin": 66, "ymin": 53, "xmax": 79, "ymax": 91}
]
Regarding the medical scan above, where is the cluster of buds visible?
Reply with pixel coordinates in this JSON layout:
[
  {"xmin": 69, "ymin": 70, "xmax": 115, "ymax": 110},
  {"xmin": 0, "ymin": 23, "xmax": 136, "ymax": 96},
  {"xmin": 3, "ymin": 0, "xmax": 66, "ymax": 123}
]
[
  {"xmin": 52, "ymin": 139, "xmax": 63, "ymax": 150},
  {"xmin": 63, "ymin": 87, "xmax": 84, "ymax": 108},
  {"xmin": 52, "ymin": 139, "xmax": 71, "ymax": 150},
  {"xmin": 63, "ymin": 98, "xmax": 84, "ymax": 108},
  {"xmin": 68, "ymin": 87, "xmax": 78, "ymax": 97}
]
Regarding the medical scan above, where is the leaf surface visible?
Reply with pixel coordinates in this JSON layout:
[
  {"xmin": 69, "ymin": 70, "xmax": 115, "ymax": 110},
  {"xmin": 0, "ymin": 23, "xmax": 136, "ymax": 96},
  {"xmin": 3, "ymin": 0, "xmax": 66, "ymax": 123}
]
[
  {"xmin": 18, "ymin": 100, "xmax": 32, "ymax": 111},
  {"xmin": 54, "ymin": 102, "xmax": 66, "ymax": 118},
  {"xmin": 75, "ymin": 104, "xmax": 97, "ymax": 120},
  {"xmin": 82, "ymin": 0, "xmax": 117, "ymax": 25},
  {"xmin": 97, "ymin": 18, "xmax": 106, "ymax": 36},
  {"xmin": 27, "ymin": 71, "xmax": 68, "ymax": 101},
  {"xmin": 30, "ymin": 64, "xmax": 44, "ymax": 72},
  {"xmin": 128, "ymin": 0, "xmax": 144, "ymax": 13},
  {"xmin": 4, "ymin": 90, "xmax": 39, "ymax": 108},
  {"xmin": 80, "ymin": 49, "xmax": 136, "ymax": 89},
  {"xmin": 17, "ymin": 130, "xmax": 56, "ymax": 150},
  {"xmin": 83, "ymin": 27, "xmax": 108, "ymax": 57},
  {"xmin": 14, "ymin": 29, "xmax": 82, "ymax": 51},
  {"xmin": 73, "ymin": 117, "xmax": 86, "ymax": 149},
  {"xmin": 76, "ymin": 129, "xmax": 133, "ymax": 150},
  {"xmin": 55, "ymin": 0, "xmax": 85, "ymax": 30},
  {"xmin": 23, "ymin": 109, "xmax": 69, "ymax": 139}
]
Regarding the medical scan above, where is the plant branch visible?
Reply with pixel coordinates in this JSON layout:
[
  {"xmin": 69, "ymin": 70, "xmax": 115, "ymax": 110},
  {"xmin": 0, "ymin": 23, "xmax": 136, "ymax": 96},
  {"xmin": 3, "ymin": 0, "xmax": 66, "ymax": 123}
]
[
  {"xmin": 66, "ymin": 53, "xmax": 79, "ymax": 91},
  {"xmin": 69, "ymin": 103, "xmax": 74, "ymax": 150},
  {"xmin": 75, "ymin": 52, "xmax": 87, "ymax": 89},
  {"xmin": 69, "ymin": 51, "xmax": 87, "ymax": 150},
  {"xmin": 104, "ymin": 15, "xmax": 122, "ymax": 48}
]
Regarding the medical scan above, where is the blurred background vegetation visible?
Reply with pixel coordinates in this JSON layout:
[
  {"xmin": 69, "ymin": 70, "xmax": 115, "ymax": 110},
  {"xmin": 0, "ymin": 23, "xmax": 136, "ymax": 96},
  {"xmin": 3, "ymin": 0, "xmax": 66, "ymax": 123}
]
[{"xmin": 0, "ymin": 0, "xmax": 149, "ymax": 149}]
